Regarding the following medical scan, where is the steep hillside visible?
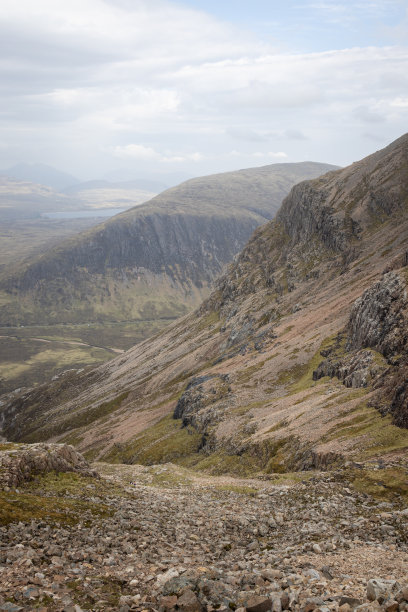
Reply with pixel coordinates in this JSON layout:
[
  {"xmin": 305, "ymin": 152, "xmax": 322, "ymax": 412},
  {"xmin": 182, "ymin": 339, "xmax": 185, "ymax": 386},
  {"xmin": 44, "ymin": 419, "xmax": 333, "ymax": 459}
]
[
  {"xmin": 0, "ymin": 162, "xmax": 335, "ymax": 327},
  {"xmin": 1, "ymin": 135, "xmax": 407, "ymax": 475}
]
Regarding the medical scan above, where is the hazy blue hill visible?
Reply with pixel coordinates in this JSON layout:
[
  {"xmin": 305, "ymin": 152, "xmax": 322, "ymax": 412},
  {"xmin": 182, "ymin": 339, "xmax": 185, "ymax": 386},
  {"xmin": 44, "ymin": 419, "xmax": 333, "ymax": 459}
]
[{"xmin": 3, "ymin": 163, "xmax": 79, "ymax": 191}]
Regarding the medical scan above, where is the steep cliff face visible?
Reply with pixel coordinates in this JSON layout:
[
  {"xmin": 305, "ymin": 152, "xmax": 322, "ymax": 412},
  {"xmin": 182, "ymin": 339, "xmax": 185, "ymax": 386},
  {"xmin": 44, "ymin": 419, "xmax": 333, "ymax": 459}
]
[
  {"xmin": 0, "ymin": 212, "xmax": 260, "ymax": 326},
  {"xmin": 1, "ymin": 136, "xmax": 408, "ymax": 473},
  {"xmin": 0, "ymin": 161, "xmax": 335, "ymax": 326},
  {"xmin": 204, "ymin": 133, "xmax": 408, "ymax": 316},
  {"xmin": 347, "ymin": 271, "xmax": 408, "ymax": 356}
]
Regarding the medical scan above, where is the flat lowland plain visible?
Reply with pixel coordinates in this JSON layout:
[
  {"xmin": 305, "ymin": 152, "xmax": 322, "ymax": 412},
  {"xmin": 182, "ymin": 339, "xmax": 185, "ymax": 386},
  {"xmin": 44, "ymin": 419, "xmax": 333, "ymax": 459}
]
[{"xmin": 0, "ymin": 319, "xmax": 173, "ymax": 395}]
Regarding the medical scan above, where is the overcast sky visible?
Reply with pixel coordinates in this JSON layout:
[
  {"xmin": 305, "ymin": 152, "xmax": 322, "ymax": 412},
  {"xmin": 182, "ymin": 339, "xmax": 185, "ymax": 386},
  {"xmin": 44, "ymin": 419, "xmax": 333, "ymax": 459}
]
[{"xmin": 1, "ymin": 0, "xmax": 407, "ymax": 183}]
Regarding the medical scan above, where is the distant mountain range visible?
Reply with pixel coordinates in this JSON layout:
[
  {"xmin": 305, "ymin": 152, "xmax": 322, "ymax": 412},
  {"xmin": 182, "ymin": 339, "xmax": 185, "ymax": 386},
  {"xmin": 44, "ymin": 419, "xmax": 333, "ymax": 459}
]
[
  {"xmin": 1, "ymin": 162, "xmax": 169, "ymax": 194},
  {"xmin": 64, "ymin": 178, "xmax": 169, "ymax": 195},
  {"xmin": 0, "ymin": 175, "xmax": 156, "ymax": 221},
  {"xmin": 2, "ymin": 163, "xmax": 80, "ymax": 191}
]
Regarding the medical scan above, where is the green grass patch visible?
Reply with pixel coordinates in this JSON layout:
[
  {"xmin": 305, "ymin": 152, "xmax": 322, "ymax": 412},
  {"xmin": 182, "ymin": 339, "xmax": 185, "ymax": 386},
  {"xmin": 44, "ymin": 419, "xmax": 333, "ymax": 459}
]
[
  {"xmin": 350, "ymin": 468, "xmax": 408, "ymax": 503},
  {"xmin": 146, "ymin": 467, "xmax": 193, "ymax": 488},
  {"xmin": 267, "ymin": 471, "xmax": 316, "ymax": 485},
  {"xmin": 281, "ymin": 325, "xmax": 295, "ymax": 335},
  {"xmin": 232, "ymin": 400, "xmax": 266, "ymax": 416},
  {"xmin": 104, "ymin": 414, "xmax": 202, "ymax": 465},
  {"xmin": 0, "ymin": 442, "xmax": 20, "ymax": 451},
  {"xmin": 289, "ymin": 334, "xmax": 345, "ymax": 394},
  {"xmin": 0, "ymin": 472, "xmax": 114, "ymax": 525},
  {"xmin": 214, "ymin": 484, "xmax": 258, "ymax": 496},
  {"xmin": 237, "ymin": 359, "xmax": 267, "ymax": 384},
  {"xmin": 323, "ymin": 402, "xmax": 408, "ymax": 458},
  {"xmin": 193, "ymin": 311, "xmax": 221, "ymax": 334},
  {"xmin": 23, "ymin": 391, "xmax": 130, "ymax": 443},
  {"xmin": 182, "ymin": 450, "xmax": 263, "ymax": 477},
  {"xmin": 266, "ymin": 420, "xmax": 288, "ymax": 433}
]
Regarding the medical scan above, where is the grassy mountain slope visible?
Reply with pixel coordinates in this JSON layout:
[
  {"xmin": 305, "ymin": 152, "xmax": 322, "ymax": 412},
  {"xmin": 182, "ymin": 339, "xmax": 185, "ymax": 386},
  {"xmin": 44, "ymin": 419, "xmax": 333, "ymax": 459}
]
[{"xmin": 1, "ymin": 136, "xmax": 407, "ymax": 474}]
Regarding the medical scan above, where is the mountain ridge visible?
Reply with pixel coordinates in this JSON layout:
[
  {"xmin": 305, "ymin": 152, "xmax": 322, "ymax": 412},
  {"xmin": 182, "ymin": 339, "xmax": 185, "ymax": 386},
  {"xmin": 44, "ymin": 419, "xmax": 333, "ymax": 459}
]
[{"xmin": 0, "ymin": 161, "xmax": 336, "ymax": 327}]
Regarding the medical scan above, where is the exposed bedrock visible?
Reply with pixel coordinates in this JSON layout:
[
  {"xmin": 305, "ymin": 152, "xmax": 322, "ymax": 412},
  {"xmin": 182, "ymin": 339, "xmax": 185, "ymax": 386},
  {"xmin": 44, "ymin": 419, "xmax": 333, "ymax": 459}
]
[
  {"xmin": 0, "ymin": 443, "xmax": 98, "ymax": 489},
  {"xmin": 347, "ymin": 271, "xmax": 408, "ymax": 356},
  {"xmin": 174, "ymin": 374, "xmax": 231, "ymax": 432},
  {"xmin": 314, "ymin": 271, "xmax": 408, "ymax": 426}
]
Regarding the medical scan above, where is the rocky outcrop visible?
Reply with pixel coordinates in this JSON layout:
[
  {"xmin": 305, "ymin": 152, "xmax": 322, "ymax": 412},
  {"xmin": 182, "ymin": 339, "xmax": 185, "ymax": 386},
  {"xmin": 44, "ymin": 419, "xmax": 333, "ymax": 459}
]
[
  {"xmin": 313, "ymin": 345, "xmax": 387, "ymax": 389},
  {"xmin": 312, "ymin": 272, "xmax": 408, "ymax": 426},
  {"xmin": 276, "ymin": 180, "xmax": 359, "ymax": 255},
  {"xmin": 347, "ymin": 272, "xmax": 408, "ymax": 356},
  {"xmin": 0, "ymin": 443, "xmax": 98, "ymax": 489},
  {"xmin": 204, "ymin": 135, "xmax": 408, "ymax": 317},
  {"xmin": 174, "ymin": 374, "xmax": 231, "ymax": 432}
]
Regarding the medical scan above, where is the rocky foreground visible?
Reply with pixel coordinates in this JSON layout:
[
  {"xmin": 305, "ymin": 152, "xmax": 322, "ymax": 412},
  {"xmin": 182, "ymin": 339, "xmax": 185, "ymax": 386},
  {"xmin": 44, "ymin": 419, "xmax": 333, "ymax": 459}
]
[{"xmin": 1, "ymin": 453, "xmax": 408, "ymax": 612}]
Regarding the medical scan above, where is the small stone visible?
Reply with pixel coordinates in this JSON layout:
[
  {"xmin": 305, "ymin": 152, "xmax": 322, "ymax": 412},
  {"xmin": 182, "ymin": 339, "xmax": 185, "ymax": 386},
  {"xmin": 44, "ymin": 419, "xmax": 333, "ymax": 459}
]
[
  {"xmin": 339, "ymin": 597, "xmax": 362, "ymax": 609},
  {"xmin": 396, "ymin": 588, "xmax": 408, "ymax": 603},
  {"xmin": 280, "ymin": 592, "xmax": 290, "ymax": 611},
  {"xmin": 177, "ymin": 589, "xmax": 203, "ymax": 612},
  {"xmin": 246, "ymin": 595, "xmax": 272, "ymax": 612},
  {"xmin": 22, "ymin": 586, "xmax": 39, "ymax": 599},
  {"xmin": 312, "ymin": 544, "xmax": 322, "ymax": 554},
  {"xmin": 303, "ymin": 598, "xmax": 324, "ymax": 612},
  {"xmin": 384, "ymin": 601, "xmax": 399, "ymax": 612},
  {"xmin": 303, "ymin": 569, "xmax": 321, "ymax": 581},
  {"xmin": 160, "ymin": 595, "xmax": 178, "ymax": 611},
  {"xmin": 271, "ymin": 594, "xmax": 282, "ymax": 612},
  {"xmin": 157, "ymin": 568, "xmax": 180, "ymax": 589},
  {"xmin": 320, "ymin": 566, "xmax": 334, "ymax": 580},
  {"xmin": 367, "ymin": 579, "xmax": 399, "ymax": 603}
]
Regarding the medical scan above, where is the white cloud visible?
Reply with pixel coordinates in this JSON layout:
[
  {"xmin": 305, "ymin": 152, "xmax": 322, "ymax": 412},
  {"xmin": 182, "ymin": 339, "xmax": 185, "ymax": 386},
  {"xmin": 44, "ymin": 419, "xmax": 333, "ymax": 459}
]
[
  {"xmin": 113, "ymin": 144, "xmax": 159, "ymax": 160},
  {"xmin": 267, "ymin": 152, "xmax": 288, "ymax": 158},
  {"xmin": 112, "ymin": 144, "xmax": 203, "ymax": 163},
  {"xmin": 0, "ymin": 0, "xmax": 407, "ymax": 177},
  {"xmin": 391, "ymin": 97, "xmax": 408, "ymax": 108}
]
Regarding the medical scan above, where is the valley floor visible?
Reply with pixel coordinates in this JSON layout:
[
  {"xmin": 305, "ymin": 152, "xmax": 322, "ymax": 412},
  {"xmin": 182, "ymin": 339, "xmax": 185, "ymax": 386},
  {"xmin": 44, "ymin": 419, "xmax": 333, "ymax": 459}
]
[
  {"xmin": 0, "ymin": 319, "xmax": 172, "ymax": 395},
  {"xmin": 1, "ymin": 461, "xmax": 408, "ymax": 611}
]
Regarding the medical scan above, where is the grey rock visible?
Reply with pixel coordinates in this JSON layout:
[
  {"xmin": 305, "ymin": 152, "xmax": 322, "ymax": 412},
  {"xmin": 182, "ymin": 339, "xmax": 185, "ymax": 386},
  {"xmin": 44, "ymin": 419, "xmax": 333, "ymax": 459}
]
[
  {"xmin": 367, "ymin": 579, "xmax": 399, "ymax": 603},
  {"xmin": 177, "ymin": 589, "xmax": 203, "ymax": 612}
]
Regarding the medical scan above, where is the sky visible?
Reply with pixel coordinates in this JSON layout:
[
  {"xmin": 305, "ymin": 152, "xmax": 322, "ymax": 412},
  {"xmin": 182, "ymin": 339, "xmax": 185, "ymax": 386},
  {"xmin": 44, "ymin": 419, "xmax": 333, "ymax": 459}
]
[{"xmin": 0, "ymin": 0, "xmax": 407, "ymax": 184}]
